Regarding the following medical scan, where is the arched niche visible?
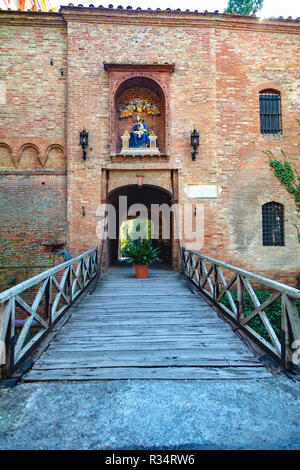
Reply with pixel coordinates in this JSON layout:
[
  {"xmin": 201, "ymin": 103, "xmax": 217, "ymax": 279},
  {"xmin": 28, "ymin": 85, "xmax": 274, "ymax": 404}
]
[
  {"xmin": 44, "ymin": 145, "xmax": 66, "ymax": 170},
  {"xmin": 113, "ymin": 76, "xmax": 167, "ymax": 155},
  {"xmin": 18, "ymin": 144, "xmax": 42, "ymax": 170},
  {"xmin": 0, "ymin": 143, "xmax": 15, "ymax": 169}
]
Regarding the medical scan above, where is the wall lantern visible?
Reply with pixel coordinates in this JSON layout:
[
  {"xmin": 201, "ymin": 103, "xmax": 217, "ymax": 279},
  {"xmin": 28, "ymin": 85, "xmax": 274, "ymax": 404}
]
[
  {"xmin": 190, "ymin": 128, "xmax": 199, "ymax": 161},
  {"xmin": 79, "ymin": 129, "xmax": 89, "ymax": 161}
]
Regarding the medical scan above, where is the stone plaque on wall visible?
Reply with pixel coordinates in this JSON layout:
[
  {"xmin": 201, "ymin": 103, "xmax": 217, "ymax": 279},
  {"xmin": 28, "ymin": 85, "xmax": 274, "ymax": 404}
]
[
  {"xmin": 185, "ymin": 184, "xmax": 219, "ymax": 199},
  {"xmin": 0, "ymin": 81, "xmax": 6, "ymax": 105}
]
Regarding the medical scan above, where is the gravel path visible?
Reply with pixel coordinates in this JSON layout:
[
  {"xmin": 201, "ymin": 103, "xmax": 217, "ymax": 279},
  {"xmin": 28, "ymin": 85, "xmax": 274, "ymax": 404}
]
[{"xmin": 0, "ymin": 377, "xmax": 299, "ymax": 450}]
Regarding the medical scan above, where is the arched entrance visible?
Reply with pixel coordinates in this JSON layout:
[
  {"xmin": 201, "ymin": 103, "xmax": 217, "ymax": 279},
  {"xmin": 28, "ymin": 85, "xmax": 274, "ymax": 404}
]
[{"xmin": 107, "ymin": 184, "xmax": 173, "ymax": 267}]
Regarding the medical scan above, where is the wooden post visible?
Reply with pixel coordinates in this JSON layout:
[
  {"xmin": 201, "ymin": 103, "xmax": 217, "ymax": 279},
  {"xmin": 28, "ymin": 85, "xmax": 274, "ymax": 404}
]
[
  {"xmin": 213, "ymin": 265, "xmax": 219, "ymax": 301},
  {"xmin": 0, "ymin": 302, "xmax": 15, "ymax": 379},
  {"xmin": 280, "ymin": 294, "xmax": 287, "ymax": 369},
  {"xmin": 6, "ymin": 314, "xmax": 15, "ymax": 378},
  {"xmin": 44, "ymin": 278, "xmax": 51, "ymax": 323},
  {"xmin": 237, "ymin": 275, "xmax": 245, "ymax": 324},
  {"xmin": 281, "ymin": 294, "xmax": 300, "ymax": 371},
  {"xmin": 199, "ymin": 259, "xmax": 203, "ymax": 285},
  {"xmin": 48, "ymin": 276, "xmax": 53, "ymax": 325},
  {"xmin": 67, "ymin": 267, "xmax": 72, "ymax": 304},
  {"xmin": 181, "ymin": 248, "xmax": 186, "ymax": 273}
]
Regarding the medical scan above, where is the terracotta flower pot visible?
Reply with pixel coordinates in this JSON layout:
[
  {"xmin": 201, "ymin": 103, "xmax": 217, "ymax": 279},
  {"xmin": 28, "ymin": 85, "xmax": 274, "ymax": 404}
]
[{"xmin": 134, "ymin": 264, "xmax": 148, "ymax": 279}]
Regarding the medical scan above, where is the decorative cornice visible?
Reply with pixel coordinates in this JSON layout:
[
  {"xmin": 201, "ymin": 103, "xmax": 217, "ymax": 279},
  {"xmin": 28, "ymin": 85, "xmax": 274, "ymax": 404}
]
[
  {"xmin": 0, "ymin": 7, "xmax": 299, "ymax": 34},
  {"xmin": 0, "ymin": 10, "xmax": 65, "ymax": 28},
  {"xmin": 102, "ymin": 163, "xmax": 181, "ymax": 171},
  {"xmin": 59, "ymin": 6, "xmax": 300, "ymax": 34},
  {"xmin": 104, "ymin": 63, "xmax": 175, "ymax": 73},
  {"xmin": 0, "ymin": 169, "xmax": 67, "ymax": 175}
]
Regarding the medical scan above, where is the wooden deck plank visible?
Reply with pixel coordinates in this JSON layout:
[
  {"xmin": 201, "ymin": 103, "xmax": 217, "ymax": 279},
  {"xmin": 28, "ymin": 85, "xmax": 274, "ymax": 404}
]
[
  {"xmin": 48, "ymin": 332, "xmax": 248, "ymax": 342},
  {"xmin": 24, "ymin": 266, "xmax": 270, "ymax": 382},
  {"xmin": 47, "ymin": 336, "xmax": 246, "ymax": 349},
  {"xmin": 39, "ymin": 347, "xmax": 256, "ymax": 362},
  {"xmin": 53, "ymin": 327, "xmax": 237, "ymax": 338},
  {"xmin": 68, "ymin": 313, "xmax": 221, "ymax": 321},
  {"xmin": 63, "ymin": 323, "xmax": 228, "ymax": 330},
  {"xmin": 47, "ymin": 341, "xmax": 246, "ymax": 351},
  {"xmin": 32, "ymin": 359, "xmax": 263, "ymax": 369},
  {"xmin": 25, "ymin": 366, "xmax": 271, "ymax": 381}
]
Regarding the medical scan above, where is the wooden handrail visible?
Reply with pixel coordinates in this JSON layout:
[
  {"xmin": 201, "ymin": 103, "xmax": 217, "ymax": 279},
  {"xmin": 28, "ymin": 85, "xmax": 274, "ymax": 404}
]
[
  {"xmin": 0, "ymin": 247, "xmax": 98, "ymax": 378},
  {"xmin": 182, "ymin": 247, "xmax": 300, "ymax": 370},
  {"xmin": 0, "ymin": 247, "xmax": 97, "ymax": 303},
  {"xmin": 89, "ymin": 170, "xmax": 109, "ymax": 295},
  {"xmin": 185, "ymin": 249, "xmax": 300, "ymax": 298}
]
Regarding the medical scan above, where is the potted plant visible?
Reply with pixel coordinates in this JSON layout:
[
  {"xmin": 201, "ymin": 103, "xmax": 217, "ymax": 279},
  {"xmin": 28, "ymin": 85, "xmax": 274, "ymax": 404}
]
[{"xmin": 121, "ymin": 237, "xmax": 159, "ymax": 278}]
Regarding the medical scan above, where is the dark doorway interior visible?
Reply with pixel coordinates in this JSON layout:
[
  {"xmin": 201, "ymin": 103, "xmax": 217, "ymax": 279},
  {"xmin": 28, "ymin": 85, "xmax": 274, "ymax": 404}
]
[{"xmin": 108, "ymin": 184, "xmax": 173, "ymax": 267}]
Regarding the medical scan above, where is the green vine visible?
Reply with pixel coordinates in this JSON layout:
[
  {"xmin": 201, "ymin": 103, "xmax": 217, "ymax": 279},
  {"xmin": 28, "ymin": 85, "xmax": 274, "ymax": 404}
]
[
  {"xmin": 293, "ymin": 224, "xmax": 300, "ymax": 244},
  {"xmin": 263, "ymin": 120, "xmax": 300, "ymax": 244},
  {"xmin": 263, "ymin": 150, "xmax": 300, "ymax": 214}
]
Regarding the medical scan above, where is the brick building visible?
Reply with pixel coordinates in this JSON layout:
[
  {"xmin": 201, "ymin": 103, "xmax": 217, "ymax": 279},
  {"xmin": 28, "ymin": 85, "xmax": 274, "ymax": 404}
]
[{"xmin": 0, "ymin": 6, "xmax": 299, "ymax": 290}]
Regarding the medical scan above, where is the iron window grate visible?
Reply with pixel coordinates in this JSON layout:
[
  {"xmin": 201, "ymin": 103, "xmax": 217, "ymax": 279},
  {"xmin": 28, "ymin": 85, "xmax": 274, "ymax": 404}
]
[
  {"xmin": 259, "ymin": 92, "xmax": 281, "ymax": 135},
  {"xmin": 262, "ymin": 202, "xmax": 284, "ymax": 246}
]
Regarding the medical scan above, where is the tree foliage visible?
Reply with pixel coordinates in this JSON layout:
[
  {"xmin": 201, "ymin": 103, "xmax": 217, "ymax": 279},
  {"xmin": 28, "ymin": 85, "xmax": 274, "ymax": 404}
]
[{"xmin": 225, "ymin": 0, "xmax": 264, "ymax": 15}]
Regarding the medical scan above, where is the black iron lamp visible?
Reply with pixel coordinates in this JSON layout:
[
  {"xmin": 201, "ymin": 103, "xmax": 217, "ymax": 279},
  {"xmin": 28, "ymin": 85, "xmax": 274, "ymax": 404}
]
[
  {"xmin": 190, "ymin": 128, "xmax": 199, "ymax": 161},
  {"xmin": 79, "ymin": 129, "xmax": 89, "ymax": 161}
]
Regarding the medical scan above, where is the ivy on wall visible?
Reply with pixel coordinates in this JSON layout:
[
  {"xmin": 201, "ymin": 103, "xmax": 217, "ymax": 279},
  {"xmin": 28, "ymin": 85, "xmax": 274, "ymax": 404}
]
[{"xmin": 263, "ymin": 121, "xmax": 300, "ymax": 243}]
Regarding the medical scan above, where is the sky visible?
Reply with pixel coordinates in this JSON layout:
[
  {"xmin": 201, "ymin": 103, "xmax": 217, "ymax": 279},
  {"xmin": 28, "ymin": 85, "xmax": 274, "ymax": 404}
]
[{"xmin": 54, "ymin": 0, "xmax": 300, "ymax": 18}]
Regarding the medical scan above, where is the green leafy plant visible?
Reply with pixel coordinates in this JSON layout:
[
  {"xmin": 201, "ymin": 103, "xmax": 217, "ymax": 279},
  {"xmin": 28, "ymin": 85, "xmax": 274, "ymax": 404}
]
[
  {"xmin": 293, "ymin": 224, "xmax": 300, "ymax": 244},
  {"xmin": 121, "ymin": 237, "xmax": 160, "ymax": 266},
  {"xmin": 263, "ymin": 150, "xmax": 300, "ymax": 215},
  {"xmin": 120, "ymin": 219, "xmax": 153, "ymax": 252},
  {"xmin": 264, "ymin": 121, "xmax": 300, "ymax": 287},
  {"xmin": 263, "ymin": 120, "xmax": 300, "ymax": 245}
]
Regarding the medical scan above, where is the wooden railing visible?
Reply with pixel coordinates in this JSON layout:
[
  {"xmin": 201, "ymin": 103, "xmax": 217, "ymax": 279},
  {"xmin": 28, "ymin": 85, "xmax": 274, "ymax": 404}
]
[
  {"xmin": 182, "ymin": 247, "xmax": 300, "ymax": 370},
  {"xmin": 0, "ymin": 247, "xmax": 98, "ymax": 378}
]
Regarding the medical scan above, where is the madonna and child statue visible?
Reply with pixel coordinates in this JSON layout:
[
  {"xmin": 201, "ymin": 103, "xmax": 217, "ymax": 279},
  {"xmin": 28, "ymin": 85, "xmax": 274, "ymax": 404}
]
[
  {"xmin": 130, "ymin": 115, "xmax": 150, "ymax": 148},
  {"xmin": 121, "ymin": 115, "xmax": 159, "ymax": 155}
]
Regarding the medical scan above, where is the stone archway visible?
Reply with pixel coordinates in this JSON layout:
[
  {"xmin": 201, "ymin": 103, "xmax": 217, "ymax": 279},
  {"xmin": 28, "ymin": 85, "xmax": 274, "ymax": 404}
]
[{"xmin": 107, "ymin": 184, "xmax": 174, "ymax": 267}]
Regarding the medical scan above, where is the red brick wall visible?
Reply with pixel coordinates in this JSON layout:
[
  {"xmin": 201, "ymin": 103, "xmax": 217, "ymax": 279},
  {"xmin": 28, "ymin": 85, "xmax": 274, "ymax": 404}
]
[
  {"xmin": 0, "ymin": 13, "xmax": 67, "ymax": 156},
  {"xmin": 0, "ymin": 12, "xmax": 67, "ymax": 291},
  {"xmin": 0, "ymin": 9, "xmax": 299, "ymax": 288},
  {"xmin": 213, "ymin": 27, "xmax": 300, "ymax": 282},
  {"xmin": 0, "ymin": 173, "xmax": 67, "ymax": 291},
  {"xmin": 63, "ymin": 9, "xmax": 299, "ymax": 285}
]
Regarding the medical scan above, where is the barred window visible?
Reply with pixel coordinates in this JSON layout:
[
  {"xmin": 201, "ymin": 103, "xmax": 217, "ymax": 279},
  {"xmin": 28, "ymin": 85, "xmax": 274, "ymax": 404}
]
[
  {"xmin": 259, "ymin": 90, "xmax": 281, "ymax": 134},
  {"xmin": 262, "ymin": 202, "xmax": 284, "ymax": 246}
]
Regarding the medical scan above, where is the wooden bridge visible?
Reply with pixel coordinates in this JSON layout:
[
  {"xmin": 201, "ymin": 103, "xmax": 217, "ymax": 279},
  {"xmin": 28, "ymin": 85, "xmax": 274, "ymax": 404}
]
[{"xmin": 1, "ymin": 247, "xmax": 299, "ymax": 381}]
